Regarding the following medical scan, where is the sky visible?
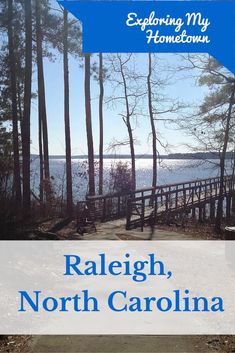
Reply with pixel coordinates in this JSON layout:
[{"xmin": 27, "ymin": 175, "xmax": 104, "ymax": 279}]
[{"xmin": 30, "ymin": 1, "xmax": 209, "ymax": 157}]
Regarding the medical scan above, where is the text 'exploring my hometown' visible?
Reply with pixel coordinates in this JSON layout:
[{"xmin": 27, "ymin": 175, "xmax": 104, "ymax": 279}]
[{"xmin": 58, "ymin": 1, "xmax": 235, "ymax": 74}]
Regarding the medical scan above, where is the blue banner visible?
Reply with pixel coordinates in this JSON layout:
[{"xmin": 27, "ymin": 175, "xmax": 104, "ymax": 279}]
[{"xmin": 58, "ymin": 1, "xmax": 235, "ymax": 73}]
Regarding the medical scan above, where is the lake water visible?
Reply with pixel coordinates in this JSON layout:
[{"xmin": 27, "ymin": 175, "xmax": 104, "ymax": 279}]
[{"xmin": 31, "ymin": 158, "xmax": 232, "ymax": 201}]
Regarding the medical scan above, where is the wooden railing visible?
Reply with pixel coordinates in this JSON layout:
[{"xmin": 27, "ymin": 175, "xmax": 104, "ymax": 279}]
[
  {"xmin": 84, "ymin": 175, "xmax": 235, "ymax": 226},
  {"xmin": 86, "ymin": 186, "xmax": 155, "ymax": 222},
  {"xmin": 126, "ymin": 175, "xmax": 235, "ymax": 230}
]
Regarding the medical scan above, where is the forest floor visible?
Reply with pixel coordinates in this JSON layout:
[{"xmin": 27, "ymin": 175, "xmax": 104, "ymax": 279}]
[
  {"xmin": 25, "ymin": 215, "xmax": 232, "ymax": 241},
  {"xmin": 1, "ymin": 217, "xmax": 235, "ymax": 352}
]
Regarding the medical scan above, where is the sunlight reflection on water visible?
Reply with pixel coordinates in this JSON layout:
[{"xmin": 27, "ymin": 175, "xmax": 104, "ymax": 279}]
[{"xmin": 31, "ymin": 158, "xmax": 232, "ymax": 200}]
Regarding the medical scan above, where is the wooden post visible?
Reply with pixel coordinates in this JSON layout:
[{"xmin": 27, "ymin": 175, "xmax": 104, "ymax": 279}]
[
  {"xmin": 203, "ymin": 204, "xmax": 206, "ymax": 221},
  {"xmin": 102, "ymin": 197, "xmax": 106, "ymax": 222},
  {"xmin": 199, "ymin": 207, "xmax": 203, "ymax": 222},
  {"xmin": 154, "ymin": 194, "xmax": 157, "ymax": 224},
  {"xmin": 165, "ymin": 193, "xmax": 169, "ymax": 224},
  {"xmin": 126, "ymin": 198, "xmax": 131, "ymax": 230},
  {"xmin": 226, "ymin": 196, "xmax": 231, "ymax": 219},
  {"xmin": 215, "ymin": 180, "xmax": 218, "ymax": 197},
  {"xmin": 191, "ymin": 187, "xmax": 194, "ymax": 206},
  {"xmin": 117, "ymin": 195, "xmax": 121, "ymax": 218},
  {"xmin": 198, "ymin": 183, "xmax": 201, "ymax": 203},
  {"xmin": 210, "ymin": 200, "xmax": 215, "ymax": 221},
  {"xmin": 192, "ymin": 207, "xmax": 196, "ymax": 219},
  {"xmin": 175, "ymin": 186, "xmax": 178, "ymax": 209},
  {"xmin": 141, "ymin": 198, "xmax": 145, "ymax": 232},
  {"xmin": 169, "ymin": 187, "xmax": 172, "ymax": 208},
  {"xmin": 183, "ymin": 187, "xmax": 186, "ymax": 207},
  {"xmin": 161, "ymin": 189, "xmax": 163, "ymax": 205},
  {"xmin": 87, "ymin": 198, "xmax": 95, "ymax": 222},
  {"xmin": 232, "ymin": 193, "xmax": 235, "ymax": 215},
  {"xmin": 165, "ymin": 194, "xmax": 169, "ymax": 211}
]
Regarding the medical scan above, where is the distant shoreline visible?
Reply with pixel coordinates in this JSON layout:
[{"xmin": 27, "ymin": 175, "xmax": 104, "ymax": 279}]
[{"xmin": 31, "ymin": 153, "xmax": 233, "ymax": 160}]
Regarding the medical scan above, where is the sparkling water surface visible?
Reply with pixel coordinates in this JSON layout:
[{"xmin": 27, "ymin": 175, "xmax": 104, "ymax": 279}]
[{"xmin": 31, "ymin": 158, "xmax": 232, "ymax": 200}]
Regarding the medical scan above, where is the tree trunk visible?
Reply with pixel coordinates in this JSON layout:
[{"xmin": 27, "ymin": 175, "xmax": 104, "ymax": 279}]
[
  {"xmin": 232, "ymin": 149, "xmax": 235, "ymax": 177},
  {"xmin": 126, "ymin": 117, "xmax": 136, "ymax": 191},
  {"xmin": 7, "ymin": 0, "xmax": 22, "ymax": 206},
  {"xmin": 119, "ymin": 59, "xmax": 136, "ymax": 190},
  {"xmin": 84, "ymin": 54, "xmax": 95, "ymax": 196},
  {"xmin": 22, "ymin": 0, "xmax": 32, "ymax": 217},
  {"xmin": 215, "ymin": 83, "xmax": 235, "ymax": 234},
  {"xmin": 35, "ymin": 0, "xmax": 50, "ymax": 201},
  {"xmin": 36, "ymin": 1, "xmax": 44, "ymax": 205},
  {"xmin": 98, "ymin": 53, "xmax": 104, "ymax": 195},
  {"xmin": 147, "ymin": 53, "xmax": 157, "ymax": 189},
  {"xmin": 17, "ymin": 77, "xmax": 23, "ymax": 143},
  {"xmin": 63, "ymin": 9, "xmax": 73, "ymax": 215},
  {"xmin": 38, "ymin": 115, "xmax": 44, "ymax": 204}
]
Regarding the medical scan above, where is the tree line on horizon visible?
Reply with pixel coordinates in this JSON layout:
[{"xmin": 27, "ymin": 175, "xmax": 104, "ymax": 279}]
[{"xmin": 0, "ymin": 0, "xmax": 235, "ymax": 234}]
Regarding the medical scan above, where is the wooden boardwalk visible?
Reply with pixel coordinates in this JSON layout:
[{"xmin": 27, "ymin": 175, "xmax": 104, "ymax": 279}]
[
  {"xmin": 82, "ymin": 175, "xmax": 235, "ymax": 231},
  {"xmin": 126, "ymin": 175, "xmax": 235, "ymax": 230}
]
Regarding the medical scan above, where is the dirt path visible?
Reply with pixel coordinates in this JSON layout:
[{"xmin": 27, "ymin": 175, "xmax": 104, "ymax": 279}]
[
  {"xmin": 27, "ymin": 335, "xmax": 222, "ymax": 353},
  {"xmin": 81, "ymin": 219, "xmax": 197, "ymax": 241}
]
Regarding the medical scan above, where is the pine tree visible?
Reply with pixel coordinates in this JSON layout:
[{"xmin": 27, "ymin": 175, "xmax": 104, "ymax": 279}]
[
  {"xmin": 22, "ymin": 0, "xmax": 32, "ymax": 217},
  {"xmin": 98, "ymin": 53, "xmax": 104, "ymax": 195},
  {"xmin": 84, "ymin": 54, "xmax": 95, "ymax": 196},
  {"xmin": 7, "ymin": 0, "xmax": 21, "ymax": 205},
  {"xmin": 147, "ymin": 53, "xmax": 157, "ymax": 189},
  {"xmin": 63, "ymin": 9, "xmax": 73, "ymax": 215},
  {"xmin": 181, "ymin": 55, "xmax": 235, "ymax": 233},
  {"xmin": 35, "ymin": 0, "xmax": 50, "ymax": 203}
]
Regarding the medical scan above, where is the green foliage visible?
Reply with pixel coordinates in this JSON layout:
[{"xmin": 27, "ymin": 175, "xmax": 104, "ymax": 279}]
[
  {"xmin": 38, "ymin": 1, "xmax": 81, "ymax": 58},
  {"xmin": 194, "ymin": 57, "xmax": 235, "ymax": 152}
]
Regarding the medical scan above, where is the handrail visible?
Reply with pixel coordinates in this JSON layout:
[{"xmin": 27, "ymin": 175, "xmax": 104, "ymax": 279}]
[
  {"xmin": 82, "ymin": 174, "xmax": 235, "ymax": 223},
  {"xmin": 87, "ymin": 174, "xmax": 234, "ymax": 201},
  {"xmin": 126, "ymin": 174, "xmax": 235, "ymax": 230}
]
